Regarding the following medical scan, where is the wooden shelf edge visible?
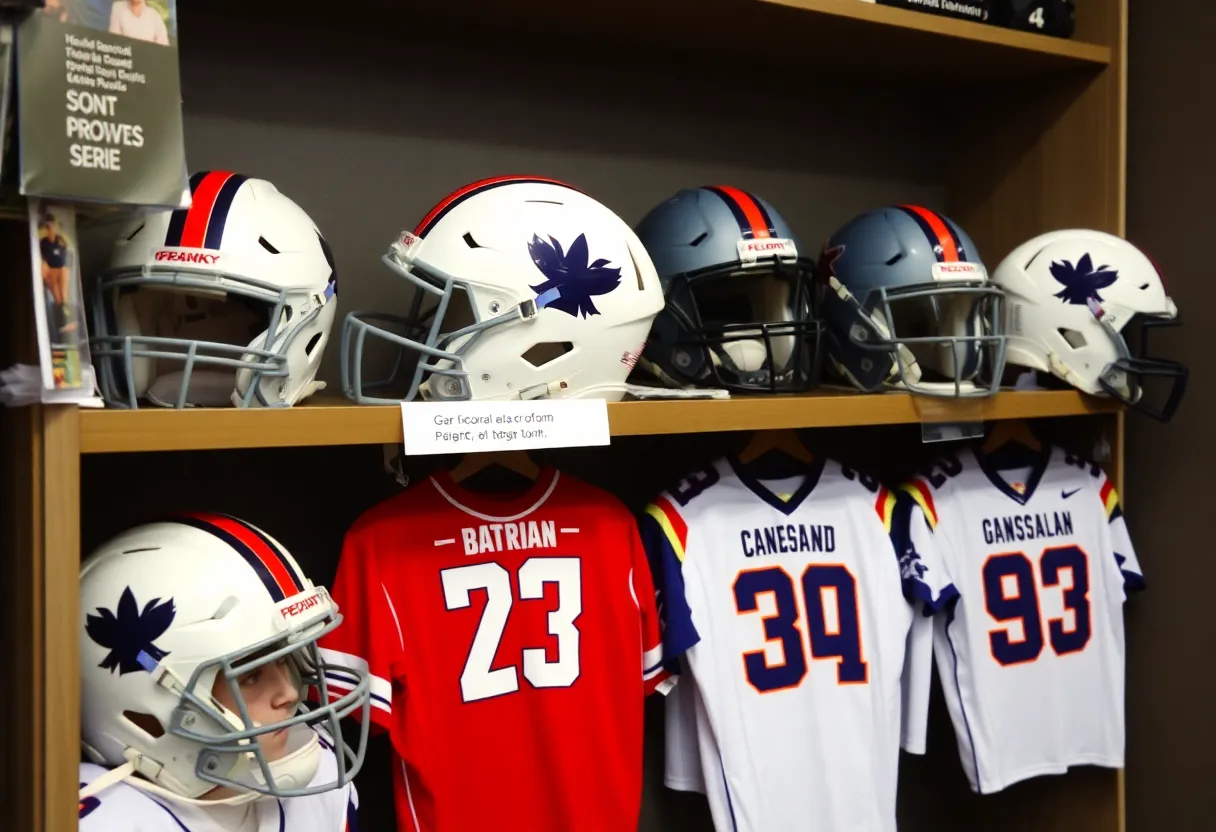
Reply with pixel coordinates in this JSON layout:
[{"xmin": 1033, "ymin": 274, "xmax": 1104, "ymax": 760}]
[
  {"xmin": 757, "ymin": 0, "xmax": 1112, "ymax": 65},
  {"xmin": 78, "ymin": 391, "xmax": 1121, "ymax": 454}
]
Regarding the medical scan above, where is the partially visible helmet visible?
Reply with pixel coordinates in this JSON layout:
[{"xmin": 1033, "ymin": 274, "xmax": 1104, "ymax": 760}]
[
  {"xmin": 817, "ymin": 204, "xmax": 1006, "ymax": 397},
  {"xmin": 90, "ymin": 171, "xmax": 339, "ymax": 409},
  {"xmin": 634, "ymin": 186, "xmax": 821, "ymax": 394},
  {"xmin": 991, "ymin": 229, "xmax": 1186, "ymax": 421},
  {"xmin": 79, "ymin": 515, "xmax": 370, "ymax": 805},
  {"xmin": 341, "ymin": 176, "xmax": 664, "ymax": 403}
]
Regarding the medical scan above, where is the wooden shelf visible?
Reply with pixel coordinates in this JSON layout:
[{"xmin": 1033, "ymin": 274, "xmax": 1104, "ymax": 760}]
[
  {"xmin": 78, "ymin": 390, "xmax": 1120, "ymax": 454},
  {"xmin": 758, "ymin": 0, "xmax": 1111, "ymax": 68},
  {"xmin": 317, "ymin": 0, "xmax": 1113, "ymax": 86}
]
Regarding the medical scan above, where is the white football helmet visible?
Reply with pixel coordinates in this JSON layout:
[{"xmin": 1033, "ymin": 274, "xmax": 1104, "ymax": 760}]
[
  {"xmin": 90, "ymin": 171, "xmax": 339, "ymax": 409},
  {"xmin": 992, "ymin": 229, "xmax": 1186, "ymax": 421},
  {"xmin": 341, "ymin": 176, "xmax": 664, "ymax": 403},
  {"xmin": 79, "ymin": 515, "xmax": 370, "ymax": 805}
]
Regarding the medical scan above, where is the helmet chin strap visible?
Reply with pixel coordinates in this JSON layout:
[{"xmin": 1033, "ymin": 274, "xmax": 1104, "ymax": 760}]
[{"xmin": 78, "ymin": 729, "xmax": 323, "ymax": 806}]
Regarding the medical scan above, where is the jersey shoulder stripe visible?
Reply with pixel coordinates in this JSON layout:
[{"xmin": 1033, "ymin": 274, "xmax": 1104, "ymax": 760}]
[
  {"xmin": 875, "ymin": 486, "xmax": 899, "ymax": 531},
  {"xmin": 899, "ymin": 479, "xmax": 938, "ymax": 529},
  {"xmin": 1098, "ymin": 478, "xmax": 1122, "ymax": 521},
  {"xmin": 644, "ymin": 495, "xmax": 689, "ymax": 562}
]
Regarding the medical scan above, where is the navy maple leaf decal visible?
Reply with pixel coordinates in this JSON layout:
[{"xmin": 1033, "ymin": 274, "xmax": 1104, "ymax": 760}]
[
  {"xmin": 85, "ymin": 587, "xmax": 176, "ymax": 675},
  {"xmin": 527, "ymin": 233, "xmax": 622, "ymax": 318},
  {"xmin": 1050, "ymin": 254, "xmax": 1119, "ymax": 305}
]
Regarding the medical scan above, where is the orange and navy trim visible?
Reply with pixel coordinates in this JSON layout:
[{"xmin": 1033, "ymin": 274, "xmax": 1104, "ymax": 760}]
[
  {"xmin": 164, "ymin": 171, "xmax": 249, "ymax": 250},
  {"xmin": 644, "ymin": 495, "xmax": 689, "ymax": 562},
  {"xmin": 899, "ymin": 479, "xmax": 939, "ymax": 530},
  {"xmin": 413, "ymin": 175, "xmax": 579, "ymax": 237},
  {"xmin": 1099, "ymin": 478, "xmax": 1123, "ymax": 522},
  {"xmin": 895, "ymin": 204, "xmax": 968, "ymax": 262},
  {"xmin": 705, "ymin": 185, "xmax": 777, "ymax": 240},
  {"xmin": 170, "ymin": 512, "xmax": 304, "ymax": 602}
]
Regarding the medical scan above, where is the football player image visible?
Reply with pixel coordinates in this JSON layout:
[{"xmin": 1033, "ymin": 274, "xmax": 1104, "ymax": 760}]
[
  {"xmin": 77, "ymin": 515, "xmax": 371, "ymax": 831},
  {"xmin": 109, "ymin": 0, "xmax": 170, "ymax": 45},
  {"xmin": 39, "ymin": 212, "xmax": 74, "ymax": 340}
]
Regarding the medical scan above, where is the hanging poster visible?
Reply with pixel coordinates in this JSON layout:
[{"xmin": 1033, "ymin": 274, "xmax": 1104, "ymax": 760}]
[{"xmin": 17, "ymin": 0, "xmax": 187, "ymax": 207}]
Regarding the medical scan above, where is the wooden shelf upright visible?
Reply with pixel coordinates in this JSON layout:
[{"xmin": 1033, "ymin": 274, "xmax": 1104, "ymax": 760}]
[{"xmin": 3, "ymin": 1, "xmax": 1131, "ymax": 830}]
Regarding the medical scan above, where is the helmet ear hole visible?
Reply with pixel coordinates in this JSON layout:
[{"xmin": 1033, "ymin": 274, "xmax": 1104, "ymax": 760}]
[
  {"xmin": 124, "ymin": 710, "xmax": 166, "ymax": 739},
  {"xmin": 1058, "ymin": 328, "xmax": 1087, "ymax": 349}
]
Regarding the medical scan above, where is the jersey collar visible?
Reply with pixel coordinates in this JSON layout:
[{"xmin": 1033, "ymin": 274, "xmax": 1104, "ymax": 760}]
[
  {"xmin": 974, "ymin": 445, "xmax": 1051, "ymax": 506},
  {"xmin": 727, "ymin": 455, "xmax": 826, "ymax": 516},
  {"xmin": 429, "ymin": 466, "xmax": 561, "ymax": 522}
]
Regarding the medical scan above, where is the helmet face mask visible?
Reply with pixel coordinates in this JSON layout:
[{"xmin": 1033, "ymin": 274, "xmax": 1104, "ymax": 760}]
[
  {"xmin": 826, "ymin": 276, "xmax": 1007, "ymax": 396},
  {"xmin": 89, "ymin": 172, "xmax": 339, "ymax": 410},
  {"xmin": 654, "ymin": 258, "xmax": 821, "ymax": 394},
  {"xmin": 163, "ymin": 617, "xmax": 370, "ymax": 799},
  {"xmin": 342, "ymin": 177, "xmax": 664, "ymax": 404}
]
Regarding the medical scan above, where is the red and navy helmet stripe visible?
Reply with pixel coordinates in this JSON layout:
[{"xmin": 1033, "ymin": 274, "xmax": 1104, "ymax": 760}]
[
  {"xmin": 164, "ymin": 171, "xmax": 249, "ymax": 250},
  {"xmin": 704, "ymin": 186, "xmax": 777, "ymax": 240},
  {"xmin": 896, "ymin": 204, "xmax": 967, "ymax": 262},
  {"xmin": 171, "ymin": 512, "xmax": 303, "ymax": 602},
  {"xmin": 413, "ymin": 175, "xmax": 580, "ymax": 237}
]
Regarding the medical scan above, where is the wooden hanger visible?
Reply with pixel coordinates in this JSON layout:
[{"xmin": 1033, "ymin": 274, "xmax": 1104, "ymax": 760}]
[
  {"xmin": 448, "ymin": 450, "xmax": 541, "ymax": 484},
  {"xmin": 738, "ymin": 429, "xmax": 814, "ymax": 466},
  {"xmin": 982, "ymin": 419, "xmax": 1042, "ymax": 454}
]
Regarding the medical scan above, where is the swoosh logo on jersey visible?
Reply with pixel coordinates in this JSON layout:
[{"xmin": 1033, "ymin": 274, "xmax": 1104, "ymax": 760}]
[{"xmin": 1061, "ymin": 488, "xmax": 1081, "ymax": 499}]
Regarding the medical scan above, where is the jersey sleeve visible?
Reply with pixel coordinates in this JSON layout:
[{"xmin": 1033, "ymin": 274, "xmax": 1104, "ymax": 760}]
[
  {"xmin": 878, "ymin": 484, "xmax": 958, "ymax": 611},
  {"xmin": 1098, "ymin": 473, "xmax": 1145, "ymax": 594},
  {"xmin": 899, "ymin": 602, "xmax": 934, "ymax": 756},
  {"xmin": 317, "ymin": 528, "xmax": 402, "ymax": 732},
  {"xmin": 629, "ymin": 519, "xmax": 673, "ymax": 695},
  {"xmin": 639, "ymin": 495, "xmax": 701, "ymax": 669}
]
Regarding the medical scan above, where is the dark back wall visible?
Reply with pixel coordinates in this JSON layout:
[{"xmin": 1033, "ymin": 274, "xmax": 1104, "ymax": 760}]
[{"xmin": 1125, "ymin": 1, "xmax": 1216, "ymax": 828}]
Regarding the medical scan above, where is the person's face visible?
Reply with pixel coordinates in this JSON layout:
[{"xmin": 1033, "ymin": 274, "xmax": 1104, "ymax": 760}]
[{"xmin": 211, "ymin": 655, "xmax": 300, "ymax": 762}]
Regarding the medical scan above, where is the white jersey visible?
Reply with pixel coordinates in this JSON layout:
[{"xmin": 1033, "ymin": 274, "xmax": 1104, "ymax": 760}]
[
  {"xmin": 901, "ymin": 445, "xmax": 1142, "ymax": 794},
  {"xmin": 79, "ymin": 743, "xmax": 358, "ymax": 832},
  {"xmin": 642, "ymin": 456, "xmax": 957, "ymax": 832}
]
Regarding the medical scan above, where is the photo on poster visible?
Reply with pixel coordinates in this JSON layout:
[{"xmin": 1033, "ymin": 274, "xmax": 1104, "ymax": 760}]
[
  {"xmin": 18, "ymin": 0, "xmax": 186, "ymax": 206},
  {"xmin": 28, "ymin": 199, "xmax": 94, "ymax": 391}
]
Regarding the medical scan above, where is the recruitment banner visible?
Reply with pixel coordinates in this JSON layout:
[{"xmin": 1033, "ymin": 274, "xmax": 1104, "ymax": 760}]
[{"xmin": 17, "ymin": 0, "xmax": 187, "ymax": 207}]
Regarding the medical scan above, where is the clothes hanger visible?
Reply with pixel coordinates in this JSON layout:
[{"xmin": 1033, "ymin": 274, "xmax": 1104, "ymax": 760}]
[
  {"xmin": 737, "ymin": 429, "xmax": 814, "ymax": 480},
  {"xmin": 980, "ymin": 419, "xmax": 1044, "ymax": 470},
  {"xmin": 448, "ymin": 450, "xmax": 541, "ymax": 493}
]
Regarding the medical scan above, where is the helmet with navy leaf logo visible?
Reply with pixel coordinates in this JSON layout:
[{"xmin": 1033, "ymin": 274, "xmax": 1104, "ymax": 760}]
[
  {"xmin": 340, "ymin": 176, "xmax": 664, "ymax": 403},
  {"xmin": 79, "ymin": 515, "xmax": 370, "ymax": 805}
]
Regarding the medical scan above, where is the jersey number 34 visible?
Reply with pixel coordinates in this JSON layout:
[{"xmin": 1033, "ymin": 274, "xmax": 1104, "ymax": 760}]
[{"xmin": 734, "ymin": 564, "xmax": 868, "ymax": 693}]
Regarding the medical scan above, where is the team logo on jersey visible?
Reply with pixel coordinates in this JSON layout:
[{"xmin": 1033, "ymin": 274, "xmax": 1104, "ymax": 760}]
[
  {"xmin": 898, "ymin": 545, "xmax": 929, "ymax": 581},
  {"xmin": 78, "ymin": 790, "xmax": 100, "ymax": 819},
  {"xmin": 1050, "ymin": 254, "xmax": 1118, "ymax": 305},
  {"xmin": 527, "ymin": 233, "xmax": 622, "ymax": 318},
  {"xmin": 85, "ymin": 587, "xmax": 176, "ymax": 675}
]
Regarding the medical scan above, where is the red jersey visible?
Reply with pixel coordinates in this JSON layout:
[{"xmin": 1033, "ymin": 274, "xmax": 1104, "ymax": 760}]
[{"xmin": 318, "ymin": 467, "xmax": 666, "ymax": 832}]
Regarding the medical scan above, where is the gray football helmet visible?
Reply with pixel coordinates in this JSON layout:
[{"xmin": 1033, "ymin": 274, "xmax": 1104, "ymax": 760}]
[
  {"xmin": 817, "ymin": 204, "xmax": 1006, "ymax": 397},
  {"xmin": 634, "ymin": 186, "xmax": 821, "ymax": 394}
]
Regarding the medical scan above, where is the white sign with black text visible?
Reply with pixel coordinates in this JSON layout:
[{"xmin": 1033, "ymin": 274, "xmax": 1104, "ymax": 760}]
[{"xmin": 401, "ymin": 400, "xmax": 611, "ymax": 456}]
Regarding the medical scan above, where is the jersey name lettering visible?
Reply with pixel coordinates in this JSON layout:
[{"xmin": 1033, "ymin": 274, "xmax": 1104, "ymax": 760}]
[
  {"xmin": 982, "ymin": 511, "xmax": 1073, "ymax": 544},
  {"xmin": 741, "ymin": 523, "xmax": 835, "ymax": 557},
  {"xmin": 462, "ymin": 520, "xmax": 557, "ymax": 555}
]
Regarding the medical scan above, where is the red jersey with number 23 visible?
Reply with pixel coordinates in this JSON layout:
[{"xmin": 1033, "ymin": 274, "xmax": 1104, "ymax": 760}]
[{"xmin": 318, "ymin": 467, "xmax": 667, "ymax": 832}]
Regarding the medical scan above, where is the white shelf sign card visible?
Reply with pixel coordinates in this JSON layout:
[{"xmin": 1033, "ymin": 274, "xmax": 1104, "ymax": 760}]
[{"xmin": 401, "ymin": 399, "xmax": 611, "ymax": 456}]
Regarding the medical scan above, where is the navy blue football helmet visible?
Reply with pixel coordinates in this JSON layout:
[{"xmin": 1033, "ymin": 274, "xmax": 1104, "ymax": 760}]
[
  {"xmin": 634, "ymin": 186, "xmax": 821, "ymax": 394},
  {"xmin": 817, "ymin": 205, "xmax": 1007, "ymax": 397}
]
